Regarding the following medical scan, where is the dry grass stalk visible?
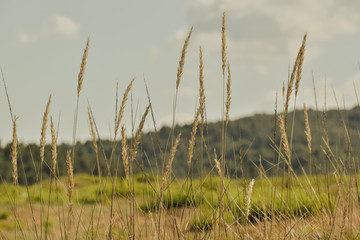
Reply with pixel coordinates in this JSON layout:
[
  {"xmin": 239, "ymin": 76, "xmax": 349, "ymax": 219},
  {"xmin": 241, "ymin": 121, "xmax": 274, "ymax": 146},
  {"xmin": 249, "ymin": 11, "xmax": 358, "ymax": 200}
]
[
  {"xmin": 225, "ymin": 62, "xmax": 231, "ymax": 126},
  {"xmin": 66, "ymin": 150, "xmax": 74, "ymax": 207},
  {"xmin": 278, "ymin": 115, "xmax": 290, "ymax": 161},
  {"xmin": 40, "ymin": 95, "xmax": 52, "ymax": 165},
  {"xmin": 187, "ymin": 107, "xmax": 201, "ymax": 175},
  {"xmin": 199, "ymin": 46, "xmax": 205, "ymax": 117},
  {"xmin": 77, "ymin": 36, "xmax": 90, "ymax": 97},
  {"xmin": 115, "ymin": 78, "xmax": 135, "ymax": 135},
  {"xmin": 284, "ymin": 33, "xmax": 307, "ymax": 118},
  {"xmin": 161, "ymin": 133, "xmax": 181, "ymax": 195},
  {"xmin": 121, "ymin": 125, "xmax": 129, "ymax": 181},
  {"xmin": 245, "ymin": 179, "xmax": 255, "ymax": 221},
  {"xmin": 176, "ymin": 26, "xmax": 193, "ymax": 90},
  {"xmin": 295, "ymin": 33, "xmax": 307, "ymax": 97},
  {"xmin": 214, "ymin": 151, "xmax": 222, "ymax": 179},
  {"xmin": 214, "ymin": 150, "xmax": 225, "ymax": 238},
  {"xmin": 50, "ymin": 117, "xmax": 57, "ymax": 176},
  {"xmin": 130, "ymin": 105, "xmax": 150, "ymax": 162},
  {"xmin": 88, "ymin": 107, "xmax": 100, "ymax": 178},
  {"xmin": 304, "ymin": 104, "xmax": 312, "ymax": 154},
  {"xmin": 66, "ymin": 150, "xmax": 73, "ymax": 238},
  {"xmin": 11, "ymin": 116, "xmax": 18, "ymax": 185},
  {"xmin": 221, "ymin": 12, "xmax": 227, "ymax": 76}
]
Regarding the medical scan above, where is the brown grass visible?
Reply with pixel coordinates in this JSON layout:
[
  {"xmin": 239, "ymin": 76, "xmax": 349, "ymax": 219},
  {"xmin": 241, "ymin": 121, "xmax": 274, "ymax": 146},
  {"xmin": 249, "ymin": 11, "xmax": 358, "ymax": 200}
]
[
  {"xmin": 121, "ymin": 125, "xmax": 129, "ymax": 181},
  {"xmin": 187, "ymin": 107, "xmax": 201, "ymax": 175},
  {"xmin": 11, "ymin": 116, "xmax": 18, "ymax": 185},
  {"xmin": 161, "ymin": 133, "xmax": 181, "ymax": 196},
  {"xmin": 176, "ymin": 26, "xmax": 193, "ymax": 91},
  {"xmin": 225, "ymin": 62, "xmax": 231, "ymax": 126},
  {"xmin": 50, "ymin": 117, "xmax": 57, "ymax": 176},
  {"xmin": 40, "ymin": 95, "xmax": 51, "ymax": 165},
  {"xmin": 77, "ymin": 36, "xmax": 90, "ymax": 97},
  {"xmin": 221, "ymin": 12, "xmax": 227, "ymax": 76}
]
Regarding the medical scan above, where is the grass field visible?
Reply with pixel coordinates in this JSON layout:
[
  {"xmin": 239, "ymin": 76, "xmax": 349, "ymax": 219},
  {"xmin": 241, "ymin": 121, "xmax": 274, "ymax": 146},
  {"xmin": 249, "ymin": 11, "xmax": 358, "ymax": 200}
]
[
  {"xmin": 1, "ymin": 12, "xmax": 360, "ymax": 239},
  {"xmin": 1, "ymin": 173, "xmax": 359, "ymax": 239}
]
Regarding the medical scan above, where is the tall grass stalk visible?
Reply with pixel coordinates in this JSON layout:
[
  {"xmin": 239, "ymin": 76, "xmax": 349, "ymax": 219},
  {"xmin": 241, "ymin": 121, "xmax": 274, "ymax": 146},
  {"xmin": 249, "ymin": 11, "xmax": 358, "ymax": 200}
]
[
  {"xmin": 39, "ymin": 95, "xmax": 51, "ymax": 240},
  {"xmin": 72, "ymin": 36, "xmax": 90, "ymax": 164}
]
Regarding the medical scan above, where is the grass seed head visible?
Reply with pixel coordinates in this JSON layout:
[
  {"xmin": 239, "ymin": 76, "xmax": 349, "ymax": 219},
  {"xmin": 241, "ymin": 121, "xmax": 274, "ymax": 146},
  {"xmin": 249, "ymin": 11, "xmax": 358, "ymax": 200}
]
[
  {"xmin": 176, "ymin": 26, "xmax": 193, "ymax": 91},
  {"xmin": 11, "ymin": 116, "xmax": 18, "ymax": 185},
  {"xmin": 77, "ymin": 36, "xmax": 90, "ymax": 97}
]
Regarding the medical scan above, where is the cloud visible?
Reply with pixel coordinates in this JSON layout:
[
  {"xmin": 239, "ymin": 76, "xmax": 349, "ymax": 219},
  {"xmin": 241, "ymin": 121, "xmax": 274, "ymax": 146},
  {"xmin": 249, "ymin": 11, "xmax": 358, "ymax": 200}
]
[
  {"xmin": 158, "ymin": 112, "xmax": 195, "ymax": 127},
  {"xmin": 171, "ymin": 0, "xmax": 360, "ymax": 64},
  {"xmin": 52, "ymin": 15, "xmax": 79, "ymax": 38},
  {"xmin": 18, "ymin": 14, "xmax": 79, "ymax": 43}
]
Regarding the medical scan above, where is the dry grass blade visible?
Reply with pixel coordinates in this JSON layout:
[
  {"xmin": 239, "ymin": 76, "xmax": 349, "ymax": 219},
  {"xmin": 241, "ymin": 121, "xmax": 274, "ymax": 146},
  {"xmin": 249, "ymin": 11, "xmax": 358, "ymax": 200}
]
[
  {"xmin": 50, "ymin": 116, "xmax": 57, "ymax": 176},
  {"xmin": 199, "ymin": 46, "xmax": 205, "ymax": 116},
  {"xmin": 278, "ymin": 114, "xmax": 290, "ymax": 161},
  {"xmin": 40, "ymin": 95, "xmax": 52, "ymax": 165},
  {"xmin": 130, "ymin": 105, "xmax": 150, "ymax": 162},
  {"xmin": 88, "ymin": 107, "xmax": 102, "ymax": 181},
  {"xmin": 77, "ymin": 36, "xmax": 90, "ymax": 97},
  {"xmin": 304, "ymin": 104, "xmax": 312, "ymax": 154},
  {"xmin": 116, "ymin": 78, "xmax": 135, "ymax": 135},
  {"xmin": 221, "ymin": 12, "xmax": 227, "ymax": 76},
  {"xmin": 176, "ymin": 26, "xmax": 193, "ymax": 90},
  {"xmin": 284, "ymin": 33, "xmax": 307, "ymax": 118},
  {"xmin": 245, "ymin": 179, "xmax": 255, "ymax": 221},
  {"xmin": 226, "ymin": 62, "xmax": 231, "ymax": 126},
  {"xmin": 121, "ymin": 125, "xmax": 129, "ymax": 181},
  {"xmin": 66, "ymin": 150, "xmax": 73, "ymax": 238},
  {"xmin": 295, "ymin": 33, "xmax": 307, "ymax": 97},
  {"xmin": 214, "ymin": 151, "xmax": 222, "ymax": 179},
  {"xmin": 11, "ymin": 116, "xmax": 18, "ymax": 185},
  {"xmin": 187, "ymin": 107, "xmax": 201, "ymax": 175},
  {"xmin": 161, "ymin": 133, "xmax": 181, "ymax": 195},
  {"xmin": 66, "ymin": 150, "xmax": 74, "ymax": 206}
]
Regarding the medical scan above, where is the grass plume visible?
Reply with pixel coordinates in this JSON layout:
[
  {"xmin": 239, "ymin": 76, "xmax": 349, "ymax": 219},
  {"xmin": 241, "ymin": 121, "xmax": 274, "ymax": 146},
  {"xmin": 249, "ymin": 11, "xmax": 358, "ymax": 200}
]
[
  {"xmin": 176, "ymin": 27, "xmax": 193, "ymax": 91},
  {"xmin": 11, "ymin": 116, "xmax": 18, "ymax": 185},
  {"xmin": 221, "ymin": 12, "xmax": 227, "ymax": 76},
  {"xmin": 77, "ymin": 36, "xmax": 90, "ymax": 97}
]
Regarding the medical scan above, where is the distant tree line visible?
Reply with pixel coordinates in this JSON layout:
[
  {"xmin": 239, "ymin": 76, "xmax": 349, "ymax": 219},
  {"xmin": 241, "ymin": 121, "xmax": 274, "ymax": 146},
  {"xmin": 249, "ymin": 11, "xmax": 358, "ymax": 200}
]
[{"xmin": 1, "ymin": 107, "xmax": 360, "ymax": 185}]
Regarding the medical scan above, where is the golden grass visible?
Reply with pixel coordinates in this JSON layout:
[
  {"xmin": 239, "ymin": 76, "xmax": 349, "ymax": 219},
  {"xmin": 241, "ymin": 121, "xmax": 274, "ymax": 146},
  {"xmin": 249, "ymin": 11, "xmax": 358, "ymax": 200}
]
[
  {"xmin": 278, "ymin": 114, "xmax": 291, "ymax": 162},
  {"xmin": 161, "ymin": 133, "xmax": 181, "ymax": 196},
  {"xmin": 77, "ymin": 36, "xmax": 90, "ymax": 97},
  {"xmin": 221, "ymin": 12, "xmax": 227, "ymax": 76},
  {"xmin": 176, "ymin": 27, "xmax": 193, "ymax": 91},
  {"xmin": 121, "ymin": 125, "xmax": 129, "ymax": 181},
  {"xmin": 40, "ymin": 95, "xmax": 51, "ymax": 165},
  {"xmin": 11, "ymin": 116, "xmax": 18, "ymax": 185},
  {"xmin": 115, "ymin": 77, "xmax": 135, "ymax": 136},
  {"xmin": 50, "ymin": 117, "xmax": 57, "ymax": 177},
  {"xmin": 226, "ymin": 62, "xmax": 231, "ymax": 126},
  {"xmin": 187, "ymin": 107, "xmax": 200, "ymax": 175}
]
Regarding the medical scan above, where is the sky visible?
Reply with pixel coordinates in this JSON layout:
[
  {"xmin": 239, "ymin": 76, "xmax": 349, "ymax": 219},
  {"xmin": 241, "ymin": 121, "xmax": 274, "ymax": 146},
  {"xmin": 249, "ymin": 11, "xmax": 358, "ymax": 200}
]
[{"xmin": 1, "ymin": 0, "xmax": 360, "ymax": 144}]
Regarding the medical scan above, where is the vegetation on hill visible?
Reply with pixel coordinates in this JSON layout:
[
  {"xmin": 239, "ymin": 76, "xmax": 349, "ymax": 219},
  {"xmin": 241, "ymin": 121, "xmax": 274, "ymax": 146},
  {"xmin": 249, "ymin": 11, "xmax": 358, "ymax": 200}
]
[{"xmin": 1, "ymin": 107, "xmax": 359, "ymax": 184}]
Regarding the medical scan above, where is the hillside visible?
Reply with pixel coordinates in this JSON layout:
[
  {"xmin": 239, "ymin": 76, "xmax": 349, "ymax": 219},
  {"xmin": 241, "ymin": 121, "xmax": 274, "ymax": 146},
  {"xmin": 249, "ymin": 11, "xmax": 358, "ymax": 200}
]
[{"xmin": 1, "ymin": 106, "xmax": 360, "ymax": 184}]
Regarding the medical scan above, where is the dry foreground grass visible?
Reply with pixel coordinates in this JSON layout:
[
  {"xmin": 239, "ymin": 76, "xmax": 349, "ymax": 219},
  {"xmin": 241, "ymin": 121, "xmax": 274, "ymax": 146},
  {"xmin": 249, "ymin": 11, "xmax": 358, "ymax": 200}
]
[{"xmin": 1, "ymin": 12, "xmax": 360, "ymax": 239}]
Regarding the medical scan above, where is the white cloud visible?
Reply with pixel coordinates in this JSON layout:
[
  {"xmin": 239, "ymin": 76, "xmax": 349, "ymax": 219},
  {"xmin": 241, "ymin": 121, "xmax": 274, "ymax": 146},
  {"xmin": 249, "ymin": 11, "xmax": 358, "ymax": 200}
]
[
  {"xmin": 171, "ymin": 0, "xmax": 360, "ymax": 64},
  {"xmin": 158, "ymin": 112, "xmax": 195, "ymax": 127},
  {"xmin": 18, "ymin": 14, "xmax": 79, "ymax": 43},
  {"xmin": 52, "ymin": 15, "xmax": 79, "ymax": 38}
]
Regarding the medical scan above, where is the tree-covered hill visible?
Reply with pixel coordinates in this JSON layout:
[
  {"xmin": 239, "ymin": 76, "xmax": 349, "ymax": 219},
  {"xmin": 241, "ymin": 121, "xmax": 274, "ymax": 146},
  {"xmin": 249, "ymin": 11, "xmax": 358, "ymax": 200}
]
[{"xmin": 1, "ymin": 106, "xmax": 360, "ymax": 184}]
